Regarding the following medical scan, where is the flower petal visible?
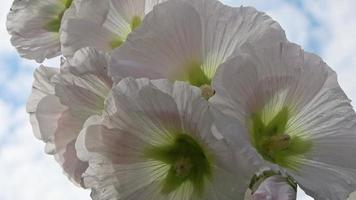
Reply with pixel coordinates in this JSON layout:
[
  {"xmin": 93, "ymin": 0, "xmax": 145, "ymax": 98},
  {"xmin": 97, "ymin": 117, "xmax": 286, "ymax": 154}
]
[
  {"xmin": 109, "ymin": 0, "xmax": 203, "ymax": 82},
  {"xmin": 35, "ymin": 95, "xmax": 67, "ymax": 152},
  {"xmin": 53, "ymin": 110, "xmax": 89, "ymax": 186},
  {"xmin": 61, "ymin": 19, "xmax": 116, "ymax": 57}
]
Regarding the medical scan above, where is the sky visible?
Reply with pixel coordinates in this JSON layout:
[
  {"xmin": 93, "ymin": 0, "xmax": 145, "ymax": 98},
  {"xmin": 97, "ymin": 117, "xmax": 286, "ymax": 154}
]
[{"xmin": 0, "ymin": 0, "xmax": 356, "ymax": 199}]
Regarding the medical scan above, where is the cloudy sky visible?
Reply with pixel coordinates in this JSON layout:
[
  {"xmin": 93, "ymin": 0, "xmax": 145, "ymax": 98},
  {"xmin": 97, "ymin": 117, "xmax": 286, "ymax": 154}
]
[{"xmin": 0, "ymin": 0, "xmax": 355, "ymax": 199}]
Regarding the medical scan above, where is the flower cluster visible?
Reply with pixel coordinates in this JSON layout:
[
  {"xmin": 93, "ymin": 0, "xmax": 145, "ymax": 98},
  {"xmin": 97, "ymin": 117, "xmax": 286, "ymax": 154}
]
[{"xmin": 7, "ymin": 0, "xmax": 356, "ymax": 199}]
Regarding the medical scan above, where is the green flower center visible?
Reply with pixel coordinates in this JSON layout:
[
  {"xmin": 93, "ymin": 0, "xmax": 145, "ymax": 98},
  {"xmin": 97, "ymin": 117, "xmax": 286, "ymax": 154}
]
[
  {"xmin": 186, "ymin": 62, "xmax": 211, "ymax": 87},
  {"xmin": 144, "ymin": 134, "xmax": 213, "ymax": 196},
  {"xmin": 130, "ymin": 15, "xmax": 142, "ymax": 31},
  {"xmin": 109, "ymin": 37, "xmax": 124, "ymax": 49},
  {"xmin": 250, "ymin": 107, "xmax": 312, "ymax": 170},
  {"xmin": 109, "ymin": 16, "xmax": 142, "ymax": 49},
  {"xmin": 43, "ymin": 0, "xmax": 73, "ymax": 32}
]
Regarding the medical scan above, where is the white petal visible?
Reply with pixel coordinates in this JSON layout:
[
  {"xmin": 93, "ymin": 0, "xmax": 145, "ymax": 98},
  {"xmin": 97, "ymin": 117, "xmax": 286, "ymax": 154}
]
[
  {"xmin": 27, "ymin": 65, "xmax": 58, "ymax": 113},
  {"xmin": 288, "ymin": 160, "xmax": 356, "ymax": 200},
  {"xmin": 109, "ymin": 0, "xmax": 145, "ymax": 23},
  {"xmin": 104, "ymin": 0, "xmax": 166, "ymax": 36},
  {"xmin": 61, "ymin": 19, "xmax": 116, "ymax": 57},
  {"xmin": 35, "ymin": 95, "xmax": 67, "ymax": 143},
  {"xmin": 53, "ymin": 110, "xmax": 89, "ymax": 186},
  {"xmin": 65, "ymin": 47, "xmax": 111, "ymax": 82},
  {"xmin": 64, "ymin": 0, "xmax": 109, "ymax": 23},
  {"xmin": 53, "ymin": 50, "xmax": 111, "ymax": 116},
  {"xmin": 109, "ymin": 1, "xmax": 203, "ymax": 81}
]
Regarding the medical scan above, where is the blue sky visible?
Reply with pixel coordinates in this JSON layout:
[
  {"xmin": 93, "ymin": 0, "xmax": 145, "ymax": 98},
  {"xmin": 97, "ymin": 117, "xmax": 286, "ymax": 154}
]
[{"xmin": 1, "ymin": 0, "xmax": 356, "ymax": 199}]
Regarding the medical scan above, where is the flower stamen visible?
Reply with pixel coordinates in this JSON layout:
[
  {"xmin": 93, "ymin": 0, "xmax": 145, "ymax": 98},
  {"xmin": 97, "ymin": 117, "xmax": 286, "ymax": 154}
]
[
  {"xmin": 266, "ymin": 134, "xmax": 291, "ymax": 152},
  {"xmin": 174, "ymin": 157, "xmax": 192, "ymax": 177},
  {"xmin": 200, "ymin": 84, "xmax": 215, "ymax": 100}
]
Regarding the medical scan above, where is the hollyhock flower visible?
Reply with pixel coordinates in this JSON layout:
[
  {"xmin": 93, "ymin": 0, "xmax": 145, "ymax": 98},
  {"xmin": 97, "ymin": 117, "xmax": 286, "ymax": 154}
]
[
  {"xmin": 75, "ymin": 78, "xmax": 255, "ymax": 199},
  {"xmin": 109, "ymin": 0, "xmax": 286, "ymax": 98},
  {"xmin": 210, "ymin": 42, "xmax": 356, "ymax": 199},
  {"xmin": 61, "ymin": 0, "xmax": 166, "ymax": 57},
  {"xmin": 27, "ymin": 47, "xmax": 112, "ymax": 186},
  {"xmin": 6, "ymin": 0, "xmax": 77, "ymax": 62}
]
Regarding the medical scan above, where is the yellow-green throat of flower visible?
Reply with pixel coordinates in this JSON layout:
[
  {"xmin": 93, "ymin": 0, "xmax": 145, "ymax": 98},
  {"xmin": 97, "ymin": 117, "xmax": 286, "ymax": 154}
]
[
  {"xmin": 109, "ymin": 16, "xmax": 142, "ymax": 49},
  {"xmin": 43, "ymin": 0, "xmax": 73, "ymax": 32},
  {"xmin": 144, "ymin": 134, "xmax": 213, "ymax": 196},
  {"xmin": 249, "ymin": 107, "xmax": 312, "ymax": 170}
]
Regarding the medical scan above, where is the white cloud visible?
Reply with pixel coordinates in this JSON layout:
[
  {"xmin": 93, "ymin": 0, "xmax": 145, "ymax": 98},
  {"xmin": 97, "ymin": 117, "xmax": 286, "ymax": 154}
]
[
  {"xmin": 303, "ymin": 0, "xmax": 356, "ymax": 107},
  {"xmin": 0, "ymin": 100, "xmax": 11, "ymax": 139},
  {"xmin": 0, "ymin": 0, "xmax": 87, "ymax": 197},
  {"xmin": 0, "ymin": 0, "xmax": 15, "ymax": 53},
  {"xmin": 0, "ymin": 105, "xmax": 90, "ymax": 200},
  {"xmin": 224, "ymin": 0, "xmax": 310, "ymax": 48}
]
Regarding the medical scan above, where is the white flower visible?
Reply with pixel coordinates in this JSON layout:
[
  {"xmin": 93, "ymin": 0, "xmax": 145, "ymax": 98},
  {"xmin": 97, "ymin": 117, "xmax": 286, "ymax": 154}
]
[
  {"xmin": 75, "ymin": 78, "xmax": 255, "ymax": 199},
  {"xmin": 27, "ymin": 47, "xmax": 111, "ymax": 186},
  {"xmin": 61, "ymin": 0, "xmax": 166, "ymax": 57},
  {"xmin": 210, "ymin": 42, "xmax": 356, "ymax": 200},
  {"xmin": 109, "ymin": 0, "xmax": 286, "ymax": 94},
  {"xmin": 6, "ymin": 0, "xmax": 77, "ymax": 62}
]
